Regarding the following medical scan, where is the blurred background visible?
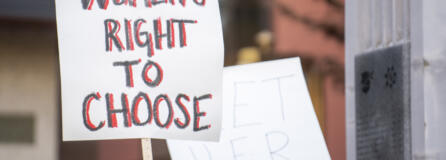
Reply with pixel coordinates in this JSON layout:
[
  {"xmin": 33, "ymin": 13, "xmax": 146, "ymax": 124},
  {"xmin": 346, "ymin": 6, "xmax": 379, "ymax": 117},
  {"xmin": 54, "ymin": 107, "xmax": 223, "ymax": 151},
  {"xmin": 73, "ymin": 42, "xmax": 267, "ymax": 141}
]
[{"xmin": 0, "ymin": 0, "xmax": 345, "ymax": 159}]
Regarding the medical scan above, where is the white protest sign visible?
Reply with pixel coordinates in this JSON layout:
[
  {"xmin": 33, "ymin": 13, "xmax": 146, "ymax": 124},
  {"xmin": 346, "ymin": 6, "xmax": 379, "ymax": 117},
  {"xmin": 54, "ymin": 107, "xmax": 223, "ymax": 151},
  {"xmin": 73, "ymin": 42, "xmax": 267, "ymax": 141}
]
[
  {"xmin": 168, "ymin": 58, "xmax": 331, "ymax": 159},
  {"xmin": 55, "ymin": 0, "xmax": 224, "ymax": 141}
]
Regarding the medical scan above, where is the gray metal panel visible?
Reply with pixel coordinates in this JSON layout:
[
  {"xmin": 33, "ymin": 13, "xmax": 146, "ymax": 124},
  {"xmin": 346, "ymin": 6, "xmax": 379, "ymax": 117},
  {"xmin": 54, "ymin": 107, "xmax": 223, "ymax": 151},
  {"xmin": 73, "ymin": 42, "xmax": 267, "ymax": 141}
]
[{"xmin": 355, "ymin": 44, "xmax": 411, "ymax": 160}]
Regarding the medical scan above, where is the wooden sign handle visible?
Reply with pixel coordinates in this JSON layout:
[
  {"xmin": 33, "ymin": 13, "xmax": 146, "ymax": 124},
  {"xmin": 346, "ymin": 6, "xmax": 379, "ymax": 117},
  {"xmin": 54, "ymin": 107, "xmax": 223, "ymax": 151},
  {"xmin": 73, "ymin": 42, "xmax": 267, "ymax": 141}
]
[{"xmin": 141, "ymin": 138, "xmax": 153, "ymax": 160}]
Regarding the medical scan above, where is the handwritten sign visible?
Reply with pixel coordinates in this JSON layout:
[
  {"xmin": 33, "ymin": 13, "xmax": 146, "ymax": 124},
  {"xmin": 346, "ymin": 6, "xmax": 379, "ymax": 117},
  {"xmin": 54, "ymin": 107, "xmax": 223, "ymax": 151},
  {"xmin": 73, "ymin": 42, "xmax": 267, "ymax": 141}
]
[
  {"xmin": 168, "ymin": 58, "xmax": 331, "ymax": 159},
  {"xmin": 55, "ymin": 0, "xmax": 224, "ymax": 141}
]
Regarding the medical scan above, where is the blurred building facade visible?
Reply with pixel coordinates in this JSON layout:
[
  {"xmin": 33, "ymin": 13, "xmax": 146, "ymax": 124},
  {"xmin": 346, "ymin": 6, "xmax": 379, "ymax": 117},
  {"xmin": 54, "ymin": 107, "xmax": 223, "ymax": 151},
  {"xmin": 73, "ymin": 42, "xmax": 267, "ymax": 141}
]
[
  {"xmin": 272, "ymin": 1, "xmax": 345, "ymax": 160},
  {"xmin": 0, "ymin": 20, "xmax": 58, "ymax": 160}
]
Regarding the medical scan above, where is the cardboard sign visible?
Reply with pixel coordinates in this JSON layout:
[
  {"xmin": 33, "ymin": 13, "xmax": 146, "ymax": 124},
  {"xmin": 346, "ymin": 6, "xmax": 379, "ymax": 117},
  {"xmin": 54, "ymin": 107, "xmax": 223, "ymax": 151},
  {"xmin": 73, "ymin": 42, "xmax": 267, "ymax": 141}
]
[
  {"xmin": 55, "ymin": 0, "xmax": 224, "ymax": 141},
  {"xmin": 168, "ymin": 58, "xmax": 331, "ymax": 159}
]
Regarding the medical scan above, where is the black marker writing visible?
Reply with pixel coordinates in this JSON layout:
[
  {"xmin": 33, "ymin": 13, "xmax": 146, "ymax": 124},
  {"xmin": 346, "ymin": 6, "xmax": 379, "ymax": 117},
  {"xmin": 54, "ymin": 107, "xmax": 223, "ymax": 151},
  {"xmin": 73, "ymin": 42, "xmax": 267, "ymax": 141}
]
[
  {"xmin": 82, "ymin": 0, "xmax": 206, "ymax": 9},
  {"xmin": 142, "ymin": 60, "xmax": 164, "ymax": 87},
  {"xmin": 193, "ymin": 94, "xmax": 212, "ymax": 131},
  {"xmin": 82, "ymin": 92, "xmax": 105, "ymax": 131},
  {"xmin": 106, "ymin": 93, "xmax": 132, "ymax": 128},
  {"xmin": 153, "ymin": 94, "xmax": 174, "ymax": 129},
  {"xmin": 262, "ymin": 74, "xmax": 295, "ymax": 120},
  {"xmin": 265, "ymin": 131, "xmax": 289, "ymax": 160},
  {"xmin": 233, "ymin": 81, "xmax": 261, "ymax": 128},
  {"xmin": 113, "ymin": 59, "xmax": 141, "ymax": 88},
  {"xmin": 104, "ymin": 19, "xmax": 126, "ymax": 52},
  {"xmin": 175, "ymin": 94, "xmax": 191, "ymax": 129},
  {"xmin": 131, "ymin": 92, "xmax": 153, "ymax": 125}
]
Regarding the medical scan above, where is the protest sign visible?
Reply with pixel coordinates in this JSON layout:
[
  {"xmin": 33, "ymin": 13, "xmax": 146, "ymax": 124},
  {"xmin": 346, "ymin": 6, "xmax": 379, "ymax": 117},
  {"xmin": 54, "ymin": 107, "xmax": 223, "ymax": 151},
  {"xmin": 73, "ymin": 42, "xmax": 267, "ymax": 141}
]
[
  {"xmin": 55, "ymin": 0, "xmax": 224, "ymax": 141},
  {"xmin": 168, "ymin": 58, "xmax": 331, "ymax": 159}
]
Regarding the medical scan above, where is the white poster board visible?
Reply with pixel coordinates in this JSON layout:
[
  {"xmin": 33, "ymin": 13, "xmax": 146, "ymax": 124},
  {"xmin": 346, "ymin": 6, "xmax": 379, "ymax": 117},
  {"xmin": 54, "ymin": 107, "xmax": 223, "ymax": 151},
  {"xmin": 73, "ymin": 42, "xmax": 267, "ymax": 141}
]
[
  {"xmin": 55, "ymin": 0, "xmax": 224, "ymax": 141},
  {"xmin": 168, "ymin": 58, "xmax": 331, "ymax": 159}
]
